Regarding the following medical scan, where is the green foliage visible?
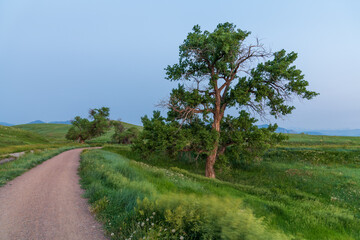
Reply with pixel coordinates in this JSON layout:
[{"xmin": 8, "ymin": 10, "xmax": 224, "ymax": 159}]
[
  {"xmin": 111, "ymin": 121, "xmax": 140, "ymax": 144},
  {"xmin": 66, "ymin": 116, "xmax": 91, "ymax": 142},
  {"xmin": 133, "ymin": 111, "xmax": 217, "ymax": 158},
  {"xmin": 66, "ymin": 107, "xmax": 110, "ymax": 142},
  {"xmin": 80, "ymin": 149, "xmax": 291, "ymax": 240},
  {"xmin": 133, "ymin": 110, "xmax": 285, "ymax": 168},
  {"xmin": 88, "ymin": 107, "xmax": 111, "ymax": 137}
]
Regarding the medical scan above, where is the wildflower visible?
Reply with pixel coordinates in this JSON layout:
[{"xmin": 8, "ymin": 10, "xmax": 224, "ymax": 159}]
[
  {"xmin": 172, "ymin": 229, "xmax": 176, "ymax": 233},
  {"xmin": 149, "ymin": 228, "xmax": 151, "ymax": 230},
  {"xmin": 152, "ymin": 212, "xmax": 156, "ymax": 215},
  {"xmin": 150, "ymin": 216, "xmax": 153, "ymax": 219},
  {"xmin": 141, "ymin": 222, "xmax": 145, "ymax": 227},
  {"xmin": 146, "ymin": 218, "xmax": 149, "ymax": 221},
  {"xmin": 180, "ymin": 236, "xmax": 184, "ymax": 240},
  {"xmin": 151, "ymin": 223, "xmax": 154, "ymax": 226},
  {"xmin": 164, "ymin": 228, "xmax": 167, "ymax": 231},
  {"xmin": 111, "ymin": 233, "xmax": 114, "ymax": 236},
  {"xmin": 109, "ymin": 223, "xmax": 111, "ymax": 225},
  {"xmin": 133, "ymin": 231, "xmax": 136, "ymax": 234}
]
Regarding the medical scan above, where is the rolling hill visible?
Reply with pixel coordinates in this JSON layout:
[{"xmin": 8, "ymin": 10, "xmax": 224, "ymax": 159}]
[
  {"xmin": 0, "ymin": 125, "xmax": 49, "ymax": 148},
  {"xmin": 14, "ymin": 124, "xmax": 71, "ymax": 140}
]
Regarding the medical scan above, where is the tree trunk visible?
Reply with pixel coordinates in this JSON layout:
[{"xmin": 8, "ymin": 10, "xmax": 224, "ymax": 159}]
[
  {"xmin": 205, "ymin": 111, "xmax": 221, "ymax": 178},
  {"xmin": 206, "ymin": 144, "xmax": 218, "ymax": 178}
]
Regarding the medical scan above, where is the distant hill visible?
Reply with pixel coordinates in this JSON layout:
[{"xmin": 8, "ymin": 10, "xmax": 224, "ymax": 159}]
[
  {"xmin": 0, "ymin": 122, "xmax": 14, "ymax": 126},
  {"xmin": 258, "ymin": 124, "xmax": 297, "ymax": 134},
  {"xmin": 309, "ymin": 129, "xmax": 360, "ymax": 137},
  {"xmin": 27, "ymin": 120, "xmax": 46, "ymax": 124},
  {"xmin": 48, "ymin": 120, "xmax": 72, "ymax": 125}
]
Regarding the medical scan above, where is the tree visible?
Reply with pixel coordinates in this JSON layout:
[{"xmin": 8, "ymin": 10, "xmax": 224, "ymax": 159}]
[
  {"xmin": 111, "ymin": 120, "xmax": 140, "ymax": 144},
  {"xmin": 65, "ymin": 116, "xmax": 91, "ymax": 143},
  {"xmin": 148, "ymin": 23, "xmax": 317, "ymax": 178},
  {"xmin": 88, "ymin": 107, "xmax": 111, "ymax": 137},
  {"xmin": 66, "ymin": 107, "xmax": 110, "ymax": 143}
]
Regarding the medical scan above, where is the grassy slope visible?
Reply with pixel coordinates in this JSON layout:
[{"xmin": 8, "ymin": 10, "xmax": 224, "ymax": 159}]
[
  {"xmin": 0, "ymin": 125, "xmax": 49, "ymax": 147},
  {"xmin": 99, "ymin": 133, "xmax": 360, "ymax": 239},
  {"xmin": 14, "ymin": 123, "xmax": 71, "ymax": 140},
  {"xmin": 80, "ymin": 149, "xmax": 290, "ymax": 240},
  {"xmin": 0, "ymin": 125, "xmax": 57, "ymax": 155}
]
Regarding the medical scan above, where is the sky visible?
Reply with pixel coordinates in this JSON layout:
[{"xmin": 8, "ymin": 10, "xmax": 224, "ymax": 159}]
[{"xmin": 0, "ymin": 0, "xmax": 359, "ymax": 130}]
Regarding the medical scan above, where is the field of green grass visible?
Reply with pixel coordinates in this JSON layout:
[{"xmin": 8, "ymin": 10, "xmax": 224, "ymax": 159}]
[
  {"xmin": 90, "ymin": 132, "xmax": 360, "ymax": 239},
  {"xmin": 14, "ymin": 123, "xmax": 71, "ymax": 140},
  {"xmin": 81, "ymin": 146, "xmax": 360, "ymax": 239},
  {"xmin": 280, "ymin": 133, "xmax": 360, "ymax": 150},
  {"xmin": 0, "ymin": 125, "xmax": 49, "ymax": 147}
]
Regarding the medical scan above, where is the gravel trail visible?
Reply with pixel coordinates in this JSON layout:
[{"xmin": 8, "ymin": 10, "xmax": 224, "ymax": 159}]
[{"xmin": 0, "ymin": 148, "xmax": 107, "ymax": 240}]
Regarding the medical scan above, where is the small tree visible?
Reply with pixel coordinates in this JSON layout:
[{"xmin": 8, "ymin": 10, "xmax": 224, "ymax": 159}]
[
  {"xmin": 112, "ymin": 120, "xmax": 140, "ymax": 144},
  {"xmin": 135, "ymin": 23, "xmax": 318, "ymax": 178},
  {"xmin": 66, "ymin": 107, "xmax": 110, "ymax": 143},
  {"xmin": 65, "ymin": 116, "xmax": 91, "ymax": 143},
  {"xmin": 88, "ymin": 107, "xmax": 111, "ymax": 137}
]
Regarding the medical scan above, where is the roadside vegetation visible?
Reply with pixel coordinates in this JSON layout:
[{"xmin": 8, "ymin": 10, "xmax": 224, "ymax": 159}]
[{"xmin": 80, "ymin": 146, "xmax": 360, "ymax": 240}]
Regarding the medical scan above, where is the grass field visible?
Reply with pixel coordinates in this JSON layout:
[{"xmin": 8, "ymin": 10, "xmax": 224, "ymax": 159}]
[
  {"xmin": 81, "ymin": 147, "xmax": 360, "ymax": 239},
  {"xmin": 92, "ymin": 133, "xmax": 360, "ymax": 239},
  {"xmin": 0, "ymin": 125, "xmax": 49, "ymax": 147}
]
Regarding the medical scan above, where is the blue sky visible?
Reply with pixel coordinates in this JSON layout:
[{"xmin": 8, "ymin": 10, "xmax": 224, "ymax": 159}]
[{"xmin": 0, "ymin": 0, "xmax": 359, "ymax": 130}]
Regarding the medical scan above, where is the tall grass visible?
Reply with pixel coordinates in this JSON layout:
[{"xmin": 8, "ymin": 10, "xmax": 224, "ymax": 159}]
[
  {"xmin": 100, "ymin": 146, "xmax": 360, "ymax": 239},
  {"xmin": 80, "ymin": 149, "xmax": 291, "ymax": 240}
]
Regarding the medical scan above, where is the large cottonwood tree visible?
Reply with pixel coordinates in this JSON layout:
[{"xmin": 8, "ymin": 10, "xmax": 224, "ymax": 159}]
[{"xmin": 139, "ymin": 23, "xmax": 318, "ymax": 178}]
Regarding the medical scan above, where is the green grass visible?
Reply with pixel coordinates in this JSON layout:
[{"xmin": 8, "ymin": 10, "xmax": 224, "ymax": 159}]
[
  {"xmin": 80, "ymin": 149, "xmax": 291, "ymax": 240},
  {"xmin": 81, "ymin": 148, "xmax": 360, "ymax": 239},
  {"xmin": 14, "ymin": 123, "xmax": 71, "ymax": 140},
  {"xmin": 280, "ymin": 133, "xmax": 360, "ymax": 150},
  {"xmin": 0, "ymin": 146, "xmax": 80, "ymax": 186}
]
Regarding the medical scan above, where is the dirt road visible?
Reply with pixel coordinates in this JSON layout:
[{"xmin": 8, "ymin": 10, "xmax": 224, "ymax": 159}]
[{"xmin": 0, "ymin": 148, "xmax": 107, "ymax": 240}]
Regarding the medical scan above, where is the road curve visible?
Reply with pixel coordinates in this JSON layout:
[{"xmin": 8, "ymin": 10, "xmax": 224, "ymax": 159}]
[{"xmin": 0, "ymin": 148, "xmax": 107, "ymax": 240}]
